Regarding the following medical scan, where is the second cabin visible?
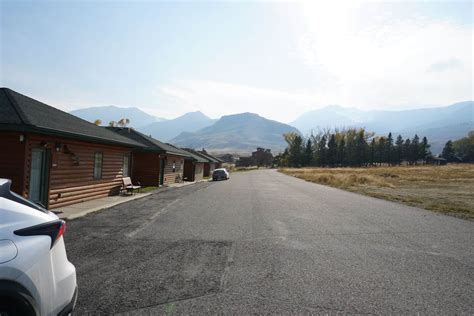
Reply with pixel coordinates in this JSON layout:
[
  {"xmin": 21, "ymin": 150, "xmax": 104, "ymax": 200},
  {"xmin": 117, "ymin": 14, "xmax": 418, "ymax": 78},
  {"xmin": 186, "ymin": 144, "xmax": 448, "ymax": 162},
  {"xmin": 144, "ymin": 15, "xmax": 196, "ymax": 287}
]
[{"xmin": 108, "ymin": 127, "xmax": 191, "ymax": 186}]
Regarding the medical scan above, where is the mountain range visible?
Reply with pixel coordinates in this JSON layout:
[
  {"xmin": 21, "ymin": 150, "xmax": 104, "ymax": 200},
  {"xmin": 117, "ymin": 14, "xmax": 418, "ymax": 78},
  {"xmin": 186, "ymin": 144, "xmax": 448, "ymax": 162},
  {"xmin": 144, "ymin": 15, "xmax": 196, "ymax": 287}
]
[
  {"xmin": 70, "ymin": 106, "xmax": 165, "ymax": 128},
  {"xmin": 139, "ymin": 111, "xmax": 216, "ymax": 141},
  {"xmin": 170, "ymin": 113, "xmax": 299, "ymax": 153},
  {"xmin": 70, "ymin": 101, "xmax": 473, "ymax": 154},
  {"xmin": 291, "ymin": 101, "xmax": 473, "ymax": 153}
]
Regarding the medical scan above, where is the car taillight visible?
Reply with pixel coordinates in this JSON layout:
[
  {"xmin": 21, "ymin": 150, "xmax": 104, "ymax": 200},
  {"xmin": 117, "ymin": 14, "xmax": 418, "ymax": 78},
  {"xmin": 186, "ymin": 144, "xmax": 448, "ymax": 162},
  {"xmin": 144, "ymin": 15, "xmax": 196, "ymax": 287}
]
[{"xmin": 14, "ymin": 220, "xmax": 66, "ymax": 249}]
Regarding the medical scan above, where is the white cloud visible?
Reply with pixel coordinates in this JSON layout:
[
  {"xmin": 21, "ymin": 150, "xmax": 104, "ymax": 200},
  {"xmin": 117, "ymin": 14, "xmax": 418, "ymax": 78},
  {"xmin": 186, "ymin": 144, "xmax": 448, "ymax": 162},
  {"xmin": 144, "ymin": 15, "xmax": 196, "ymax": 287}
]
[
  {"xmin": 428, "ymin": 58, "xmax": 464, "ymax": 73},
  {"xmin": 54, "ymin": 1, "xmax": 472, "ymax": 122},
  {"xmin": 153, "ymin": 2, "xmax": 472, "ymax": 123},
  {"xmin": 294, "ymin": 1, "xmax": 473, "ymax": 108}
]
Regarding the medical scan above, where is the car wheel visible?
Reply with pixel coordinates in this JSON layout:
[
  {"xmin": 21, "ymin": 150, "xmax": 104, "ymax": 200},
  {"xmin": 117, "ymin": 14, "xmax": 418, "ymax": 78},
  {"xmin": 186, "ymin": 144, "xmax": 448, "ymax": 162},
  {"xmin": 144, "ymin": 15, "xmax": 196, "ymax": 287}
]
[
  {"xmin": 0, "ymin": 296, "xmax": 36, "ymax": 316},
  {"xmin": 0, "ymin": 282, "xmax": 38, "ymax": 316}
]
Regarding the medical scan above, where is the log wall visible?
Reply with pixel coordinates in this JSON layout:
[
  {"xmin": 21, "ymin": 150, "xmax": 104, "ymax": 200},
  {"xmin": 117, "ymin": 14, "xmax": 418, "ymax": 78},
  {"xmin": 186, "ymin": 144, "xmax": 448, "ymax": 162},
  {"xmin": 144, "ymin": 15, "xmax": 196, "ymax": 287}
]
[
  {"xmin": 0, "ymin": 132, "xmax": 27, "ymax": 194},
  {"xmin": 162, "ymin": 154, "xmax": 184, "ymax": 185},
  {"xmin": 194, "ymin": 162, "xmax": 204, "ymax": 182},
  {"xmin": 24, "ymin": 134, "xmax": 132, "ymax": 209},
  {"xmin": 132, "ymin": 152, "xmax": 160, "ymax": 186},
  {"xmin": 183, "ymin": 160, "xmax": 195, "ymax": 182}
]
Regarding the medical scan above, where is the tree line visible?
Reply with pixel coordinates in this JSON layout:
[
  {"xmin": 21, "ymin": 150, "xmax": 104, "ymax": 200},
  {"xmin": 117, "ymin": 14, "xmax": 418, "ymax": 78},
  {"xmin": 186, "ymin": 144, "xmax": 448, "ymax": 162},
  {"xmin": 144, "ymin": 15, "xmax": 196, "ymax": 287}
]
[
  {"xmin": 441, "ymin": 131, "xmax": 474, "ymax": 162},
  {"xmin": 237, "ymin": 147, "xmax": 274, "ymax": 167},
  {"xmin": 93, "ymin": 118, "xmax": 131, "ymax": 127},
  {"xmin": 277, "ymin": 128, "xmax": 431, "ymax": 168}
]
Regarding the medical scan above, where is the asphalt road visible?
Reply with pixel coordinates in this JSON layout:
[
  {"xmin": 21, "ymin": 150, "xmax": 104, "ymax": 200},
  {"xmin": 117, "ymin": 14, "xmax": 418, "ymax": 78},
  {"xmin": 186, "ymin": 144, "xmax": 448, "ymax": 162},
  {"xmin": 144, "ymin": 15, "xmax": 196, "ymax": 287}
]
[{"xmin": 65, "ymin": 169, "xmax": 474, "ymax": 314}]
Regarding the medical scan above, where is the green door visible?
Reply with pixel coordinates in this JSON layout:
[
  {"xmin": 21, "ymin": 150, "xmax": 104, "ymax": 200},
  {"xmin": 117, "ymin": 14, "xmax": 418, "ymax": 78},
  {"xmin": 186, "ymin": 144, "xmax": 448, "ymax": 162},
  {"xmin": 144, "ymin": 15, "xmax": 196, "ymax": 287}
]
[
  {"xmin": 159, "ymin": 158, "xmax": 165, "ymax": 186},
  {"xmin": 29, "ymin": 148, "xmax": 50, "ymax": 207}
]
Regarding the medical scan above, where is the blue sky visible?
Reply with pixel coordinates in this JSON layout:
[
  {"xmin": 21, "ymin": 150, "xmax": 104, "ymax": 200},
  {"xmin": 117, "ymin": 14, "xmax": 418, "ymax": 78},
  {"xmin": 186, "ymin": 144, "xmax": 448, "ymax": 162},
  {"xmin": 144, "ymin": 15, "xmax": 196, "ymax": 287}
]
[{"xmin": 1, "ymin": 0, "xmax": 472, "ymax": 122}]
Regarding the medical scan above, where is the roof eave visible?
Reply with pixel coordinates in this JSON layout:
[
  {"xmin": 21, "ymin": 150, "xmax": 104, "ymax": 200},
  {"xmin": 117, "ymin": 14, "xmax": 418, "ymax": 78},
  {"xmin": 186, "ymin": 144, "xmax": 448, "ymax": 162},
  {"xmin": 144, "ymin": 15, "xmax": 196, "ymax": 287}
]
[
  {"xmin": 164, "ymin": 151, "xmax": 191, "ymax": 158},
  {"xmin": 0, "ymin": 124, "xmax": 146, "ymax": 148}
]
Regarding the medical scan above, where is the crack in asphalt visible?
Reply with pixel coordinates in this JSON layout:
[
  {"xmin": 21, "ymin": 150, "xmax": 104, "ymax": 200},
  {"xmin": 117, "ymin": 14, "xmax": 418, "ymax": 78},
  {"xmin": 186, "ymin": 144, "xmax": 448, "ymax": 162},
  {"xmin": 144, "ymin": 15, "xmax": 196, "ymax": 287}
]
[
  {"xmin": 219, "ymin": 242, "xmax": 236, "ymax": 291},
  {"xmin": 115, "ymin": 290, "xmax": 366, "ymax": 315},
  {"xmin": 115, "ymin": 292, "xmax": 220, "ymax": 315},
  {"xmin": 125, "ymin": 198, "xmax": 182, "ymax": 238},
  {"xmin": 223, "ymin": 291, "xmax": 369, "ymax": 314}
]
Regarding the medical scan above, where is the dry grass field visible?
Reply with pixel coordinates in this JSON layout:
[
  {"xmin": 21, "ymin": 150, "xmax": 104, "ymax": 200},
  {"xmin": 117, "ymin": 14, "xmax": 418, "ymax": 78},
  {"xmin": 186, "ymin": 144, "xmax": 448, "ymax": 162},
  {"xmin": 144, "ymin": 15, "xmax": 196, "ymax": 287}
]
[
  {"xmin": 223, "ymin": 163, "xmax": 260, "ymax": 172},
  {"xmin": 279, "ymin": 164, "xmax": 474, "ymax": 220}
]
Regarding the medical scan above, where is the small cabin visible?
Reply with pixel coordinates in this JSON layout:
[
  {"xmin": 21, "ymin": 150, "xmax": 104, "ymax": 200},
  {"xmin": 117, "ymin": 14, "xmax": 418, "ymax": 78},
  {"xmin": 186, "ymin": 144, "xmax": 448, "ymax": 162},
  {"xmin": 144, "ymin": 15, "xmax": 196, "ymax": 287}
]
[
  {"xmin": 0, "ymin": 88, "xmax": 144, "ymax": 209},
  {"xmin": 181, "ymin": 148, "xmax": 207, "ymax": 182},
  {"xmin": 426, "ymin": 156, "xmax": 447, "ymax": 165},
  {"xmin": 108, "ymin": 127, "xmax": 191, "ymax": 186}
]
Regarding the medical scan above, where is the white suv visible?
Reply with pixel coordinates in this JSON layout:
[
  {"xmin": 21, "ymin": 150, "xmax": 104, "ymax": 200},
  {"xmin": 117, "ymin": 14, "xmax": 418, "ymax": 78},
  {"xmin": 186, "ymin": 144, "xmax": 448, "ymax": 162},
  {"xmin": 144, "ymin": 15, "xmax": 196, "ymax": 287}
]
[
  {"xmin": 0, "ymin": 179, "xmax": 77, "ymax": 316},
  {"xmin": 212, "ymin": 168, "xmax": 230, "ymax": 181}
]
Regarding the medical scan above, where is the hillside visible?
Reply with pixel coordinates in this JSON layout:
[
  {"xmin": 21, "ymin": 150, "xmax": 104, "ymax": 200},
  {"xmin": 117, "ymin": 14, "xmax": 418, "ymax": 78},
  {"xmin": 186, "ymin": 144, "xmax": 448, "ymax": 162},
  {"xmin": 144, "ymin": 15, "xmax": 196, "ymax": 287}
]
[
  {"xmin": 139, "ymin": 111, "xmax": 215, "ymax": 141},
  {"xmin": 70, "ymin": 106, "xmax": 164, "ymax": 128},
  {"xmin": 291, "ymin": 101, "xmax": 474, "ymax": 153},
  {"xmin": 171, "ymin": 112, "xmax": 300, "ymax": 153}
]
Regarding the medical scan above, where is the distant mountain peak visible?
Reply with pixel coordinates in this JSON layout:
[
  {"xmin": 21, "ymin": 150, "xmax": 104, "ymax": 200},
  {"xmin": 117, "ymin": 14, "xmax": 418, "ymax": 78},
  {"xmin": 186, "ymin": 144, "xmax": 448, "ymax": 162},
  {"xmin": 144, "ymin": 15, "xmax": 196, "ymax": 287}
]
[
  {"xmin": 170, "ymin": 112, "xmax": 299, "ymax": 154},
  {"xmin": 138, "ymin": 111, "xmax": 215, "ymax": 141},
  {"xmin": 179, "ymin": 111, "xmax": 210, "ymax": 119},
  {"xmin": 70, "ymin": 105, "xmax": 164, "ymax": 128},
  {"xmin": 221, "ymin": 112, "xmax": 260, "ymax": 119}
]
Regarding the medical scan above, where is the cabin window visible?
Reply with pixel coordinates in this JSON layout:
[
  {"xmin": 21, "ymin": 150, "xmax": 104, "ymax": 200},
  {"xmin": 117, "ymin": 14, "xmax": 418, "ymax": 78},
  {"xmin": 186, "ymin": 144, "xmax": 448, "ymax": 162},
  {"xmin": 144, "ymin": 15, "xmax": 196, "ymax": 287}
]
[
  {"xmin": 93, "ymin": 152, "xmax": 103, "ymax": 179},
  {"xmin": 172, "ymin": 161, "xmax": 176, "ymax": 173},
  {"xmin": 123, "ymin": 155, "xmax": 130, "ymax": 177}
]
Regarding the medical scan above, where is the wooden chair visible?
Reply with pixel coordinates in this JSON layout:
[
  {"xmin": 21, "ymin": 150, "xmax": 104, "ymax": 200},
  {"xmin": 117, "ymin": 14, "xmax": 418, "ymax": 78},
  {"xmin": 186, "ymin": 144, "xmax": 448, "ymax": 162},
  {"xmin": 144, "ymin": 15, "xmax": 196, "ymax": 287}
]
[{"xmin": 122, "ymin": 177, "xmax": 141, "ymax": 195}]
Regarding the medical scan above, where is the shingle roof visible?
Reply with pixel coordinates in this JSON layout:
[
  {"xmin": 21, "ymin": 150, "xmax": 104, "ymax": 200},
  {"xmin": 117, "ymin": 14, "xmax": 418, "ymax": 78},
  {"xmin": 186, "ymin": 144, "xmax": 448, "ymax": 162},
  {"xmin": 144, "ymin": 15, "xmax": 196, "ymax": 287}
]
[
  {"xmin": 200, "ymin": 151, "xmax": 224, "ymax": 163},
  {"xmin": 184, "ymin": 150, "xmax": 215, "ymax": 163},
  {"xmin": 0, "ymin": 88, "xmax": 144, "ymax": 148},
  {"xmin": 107, "ymin": 127, "xmax": 191, "ymax": 157},
  {"xmin": 197, "ymin": 151, "xmax": 220, "ymax": 163},
  {"xmin": 180, "ymin": 148, "xmax": 209, "ymax": 163}
]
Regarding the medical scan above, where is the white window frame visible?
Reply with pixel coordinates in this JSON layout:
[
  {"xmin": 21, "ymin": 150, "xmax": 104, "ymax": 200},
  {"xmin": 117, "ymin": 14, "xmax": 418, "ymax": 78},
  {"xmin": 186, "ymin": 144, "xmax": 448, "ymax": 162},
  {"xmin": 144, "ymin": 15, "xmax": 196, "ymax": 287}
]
[{"xmin": 93, "ymin": 152, "xmax": 103, "ymax": 180}]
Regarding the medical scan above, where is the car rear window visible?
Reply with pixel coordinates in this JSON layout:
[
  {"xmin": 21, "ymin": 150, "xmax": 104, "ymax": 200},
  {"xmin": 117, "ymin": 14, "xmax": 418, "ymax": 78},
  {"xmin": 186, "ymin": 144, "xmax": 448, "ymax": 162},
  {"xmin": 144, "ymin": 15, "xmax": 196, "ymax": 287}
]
[
  {"xmin": 214, "ymin": 170, "xmax": 226, "ymax": 176},
  {"xmin": 3, "ymin": 189, "xmax": 48, "ymax": 213}
]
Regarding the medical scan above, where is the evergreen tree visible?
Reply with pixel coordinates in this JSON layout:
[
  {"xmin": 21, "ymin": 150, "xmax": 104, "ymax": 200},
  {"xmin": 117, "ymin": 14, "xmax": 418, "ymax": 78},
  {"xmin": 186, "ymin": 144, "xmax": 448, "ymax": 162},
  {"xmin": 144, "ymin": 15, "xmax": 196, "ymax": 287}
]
[
  {"xmin": 386, "ymin": 132, "xmax": 394, "ymax": 165},
  {"xmin": 441, "ymin": 140, "xmax": 456, "ymax": 162},
  {"xmin": 327, "ymin": 134, "xmax": 337, "ymax": 167},
  {"xmin": 376, "ymin": 137, "xmax": 387, "ymax": 166},
  {"xmin": 403, "ymin": 138, "xmax": 412, "ymax": 164},
  {"xmin": 355, "ymin": 129, "xmax": 368, "ymax": 166},
  {"xmin": 302, "ymin": 138, "xmax": 313, "ymax": 166},
  {"xmin": 345, "ymin": 130, "xmax": 357, "ymax": 166},
  {"xmin": 336, "ymin": 137, "xmax": 345, "ymax": 167},
  {"xmin": 281, "ymin": 130, "xmax": 431, "ymax": 168},
  {"xmin": 284, "ymin": 133, "xmax": 303, "ymax": 167},
  {"xmin": 419, "ymin": 136, "xmax": 431, "ymax": 163},
  {"xmin": 315, "ymin": 135, "xmax": 327, "ymax": 166},
  {"xmin": 411, "ymin": 134, "xmax": 420, "ymax": 164},
  {"xmin": 452, "ymin": 131, "xmax": 474, "ymax": 162},
  {"xmin": 395, "ymin": 135, "xmax": 404, "ymax": 165},
  {"xmin": 279, "ymin": 148, "xmax": 290, "ymax": 166},
  {"xmin": 368, "ymin": 138, "xmax": 376, "ymax": 166}
]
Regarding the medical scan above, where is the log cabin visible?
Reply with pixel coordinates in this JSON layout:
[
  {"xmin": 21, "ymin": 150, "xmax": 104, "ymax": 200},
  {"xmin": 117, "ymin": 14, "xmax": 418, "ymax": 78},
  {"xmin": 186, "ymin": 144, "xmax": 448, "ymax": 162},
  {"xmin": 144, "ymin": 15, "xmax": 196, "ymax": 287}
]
[
  {"xmin": 0, "ymin": 88, "xmax": 145, "ymax": 209},
  {"xmin": 200, "ymin": 150, "xmax": 224, "ymax": 169},
  {"xmin": 195, "ymin": 151, "xmax": 220, "ymax": 177},
  {"xmin": 180, "ymin": 148, "xmax": 207, "ymax": 182},
  {"xmin": 107, "ymin": 128, "xmax": 191, "ymax": 186}
]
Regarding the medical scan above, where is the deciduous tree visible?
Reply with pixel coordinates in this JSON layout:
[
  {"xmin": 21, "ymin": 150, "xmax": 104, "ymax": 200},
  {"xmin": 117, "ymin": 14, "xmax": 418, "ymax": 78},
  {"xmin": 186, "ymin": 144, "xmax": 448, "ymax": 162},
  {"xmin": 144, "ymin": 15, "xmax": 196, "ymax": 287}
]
[{"xmin": 441, "ymin": 140, "xmax": 456, "ymax": 162}]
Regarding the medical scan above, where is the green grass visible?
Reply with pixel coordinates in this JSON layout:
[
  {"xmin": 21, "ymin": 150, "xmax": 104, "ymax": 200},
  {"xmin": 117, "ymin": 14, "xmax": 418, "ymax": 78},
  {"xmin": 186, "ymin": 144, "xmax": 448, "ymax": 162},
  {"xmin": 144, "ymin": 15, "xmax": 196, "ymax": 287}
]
[{"xmin": 140, "ymin": 186, "xmax": 160, "ymax": 193}]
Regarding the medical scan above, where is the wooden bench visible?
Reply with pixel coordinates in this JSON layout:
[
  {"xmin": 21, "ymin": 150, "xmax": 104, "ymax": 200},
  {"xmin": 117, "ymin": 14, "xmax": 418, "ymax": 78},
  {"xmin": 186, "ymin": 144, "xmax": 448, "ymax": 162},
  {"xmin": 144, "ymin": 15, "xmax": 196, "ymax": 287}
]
[{"xmin": 122, "ymin": 177, "xmax": 141, "ymax": 195}]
